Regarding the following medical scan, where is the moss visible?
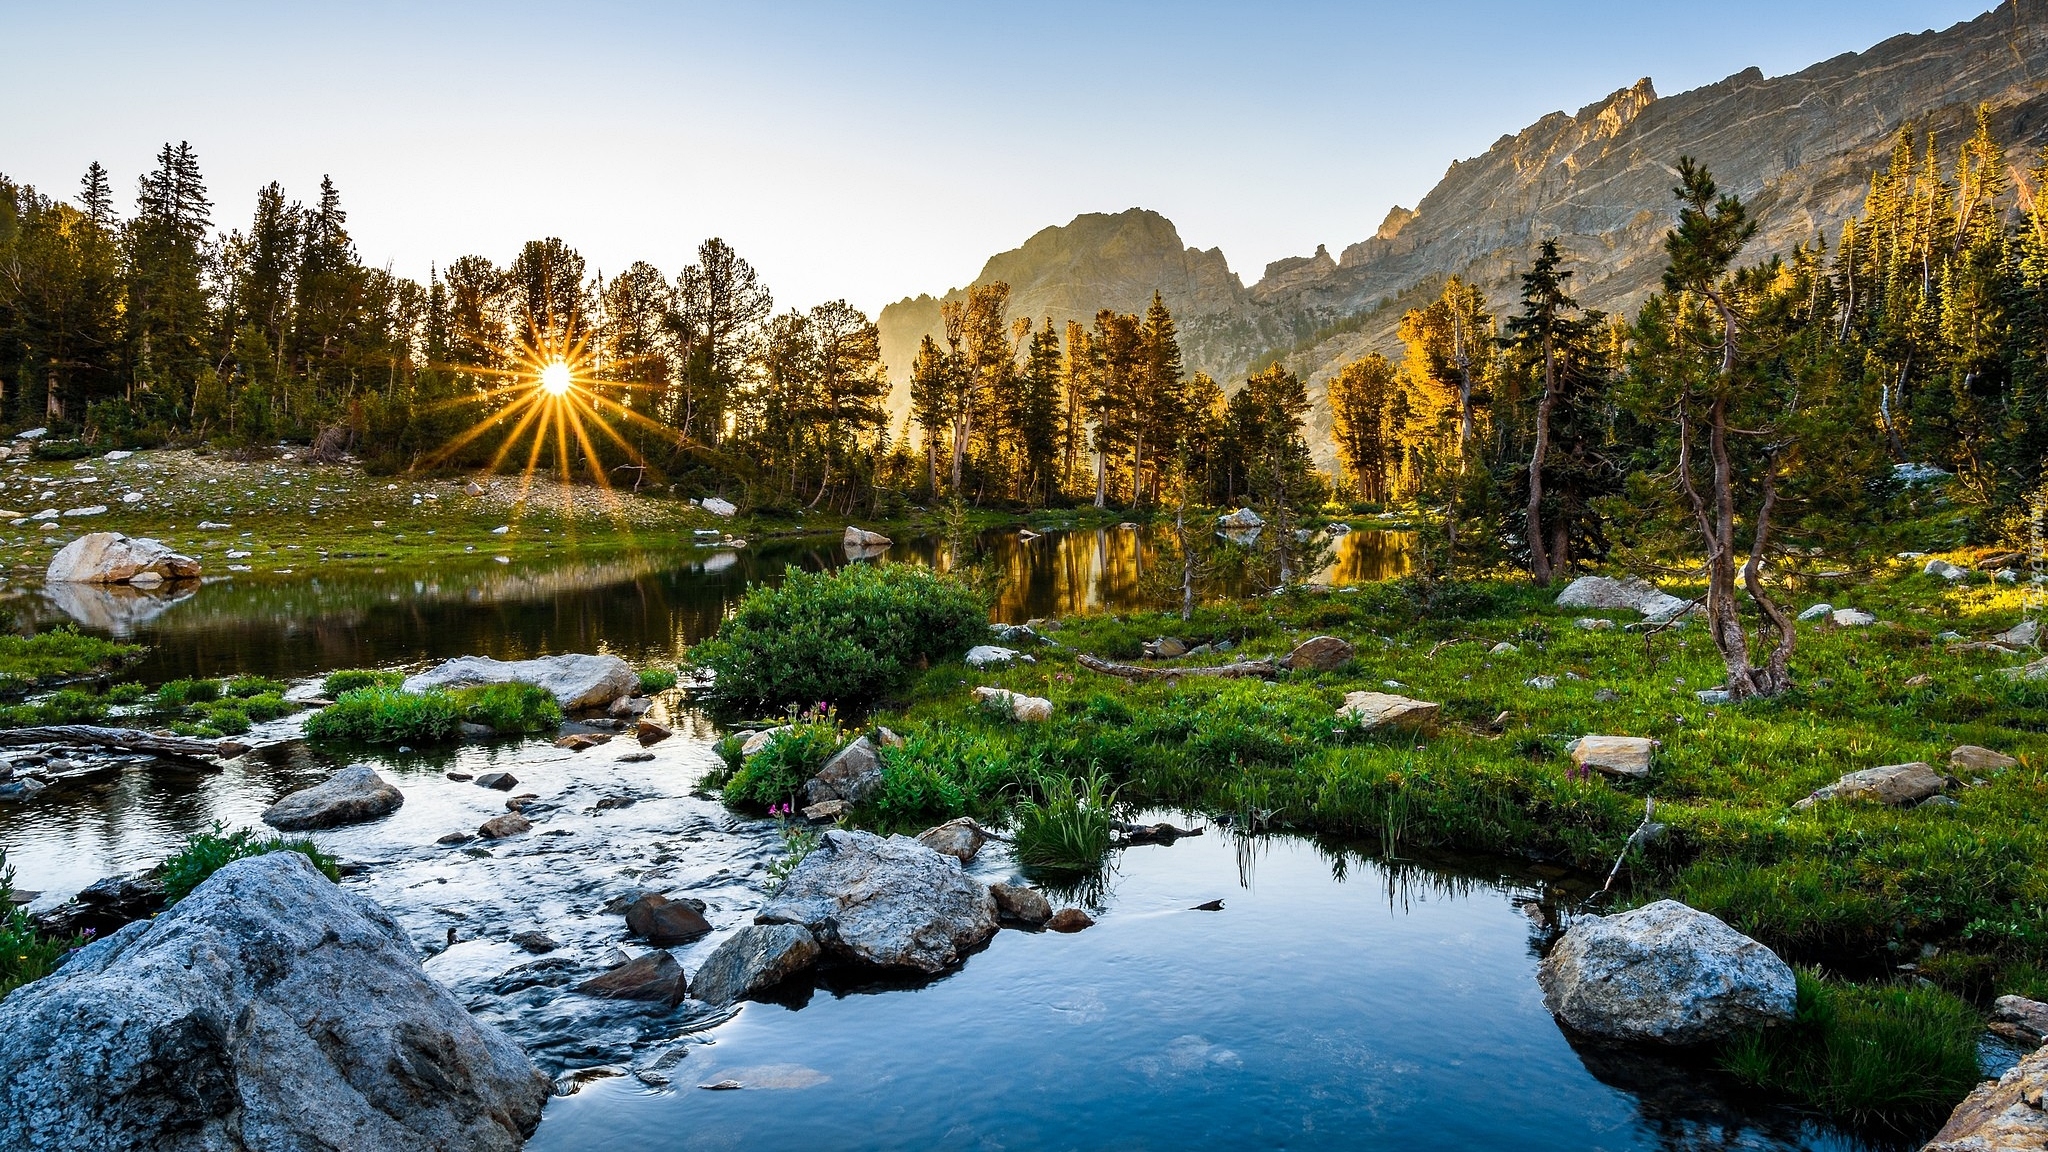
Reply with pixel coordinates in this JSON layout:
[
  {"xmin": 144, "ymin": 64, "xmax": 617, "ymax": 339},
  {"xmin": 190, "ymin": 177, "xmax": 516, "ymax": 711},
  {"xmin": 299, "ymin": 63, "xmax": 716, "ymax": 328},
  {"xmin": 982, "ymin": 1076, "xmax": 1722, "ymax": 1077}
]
[{"xmin": 320, "ymin": 668, "xmax": 404, "ymax": 697}]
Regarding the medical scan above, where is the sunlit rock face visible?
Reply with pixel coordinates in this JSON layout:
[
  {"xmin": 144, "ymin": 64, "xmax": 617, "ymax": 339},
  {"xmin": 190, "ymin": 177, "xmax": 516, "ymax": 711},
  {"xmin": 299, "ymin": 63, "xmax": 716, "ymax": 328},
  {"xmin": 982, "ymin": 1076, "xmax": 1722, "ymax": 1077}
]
[{"xmin": 881, "ymin": 2, "xmax": 2048, "ymax": 465}]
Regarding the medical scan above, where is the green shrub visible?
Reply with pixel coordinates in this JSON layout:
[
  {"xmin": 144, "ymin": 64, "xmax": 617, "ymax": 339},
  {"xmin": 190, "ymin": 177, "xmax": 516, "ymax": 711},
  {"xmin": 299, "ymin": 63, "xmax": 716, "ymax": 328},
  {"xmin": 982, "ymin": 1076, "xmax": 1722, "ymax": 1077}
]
[
  {"xmin": 1013, "ymin": 769, "xmax": 1117, "ymax": 874},
  {"xmin": 225, "ymin": 675, "xmax": 286, "ymax": 698},
  {"xmin": 320, "ymin": 668, "xmax": 404, "ymax": 697},
  {"xmin": 30, "ymin": 438, "xmax": 92, "ymax": 461},
  {"xmin": 236, "ymin": 692, "xmax": 295, "ymax": 722},
  {"xmin": 721, "ymin": 708, "xmax": 843, "ymax": 809},
  {"xmin": 454, "ymin": 682, "xmax": 563, "ymax": 734},
  {"xmin": 105, "ymin": 681, "xmax": 148, "ymax": 704},
  {"xmin": 0, "ymin": 627, "xmax": 142, "ymax": 693},
  {"xmin": 688, "ymin": 563, "xmax": 988, "ymax": 715},
  {"xmin": 152, "ymin": 678, "xmax": 222, "ymax": 709},
  {"xmin": 0, "ymin": 847, "xmax": 75, "ymax": 998},
  {"xmin": 1720, "ymin": 969, "xmax": 1983, "ymax": 1125},
  {"xmin": 155, "ymin": 822, "xmax": 340, "ymax": 903},
  {"xmin": 304, "ymin": 686, "xmax": 462, "ymax": 744},
  {"xmin": 637, "ymin": 667, "xmax": 679, "ymax": 694}
]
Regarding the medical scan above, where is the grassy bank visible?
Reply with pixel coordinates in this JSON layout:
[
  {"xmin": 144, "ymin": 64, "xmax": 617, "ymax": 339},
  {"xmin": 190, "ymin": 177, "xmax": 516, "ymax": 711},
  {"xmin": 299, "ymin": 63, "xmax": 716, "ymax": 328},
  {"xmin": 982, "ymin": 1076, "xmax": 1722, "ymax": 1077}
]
[{"xmin": 705, "ymin": 558, "xmax": 2044, "ymax": 1127}]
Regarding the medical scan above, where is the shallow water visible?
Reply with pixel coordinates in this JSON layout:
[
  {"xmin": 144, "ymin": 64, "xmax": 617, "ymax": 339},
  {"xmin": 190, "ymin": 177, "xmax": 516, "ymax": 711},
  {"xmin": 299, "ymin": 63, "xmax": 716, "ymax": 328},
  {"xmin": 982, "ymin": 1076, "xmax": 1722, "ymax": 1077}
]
[{"xmin": 0, "ymin": 526, "xmax": 1921, "ymax": 1151}]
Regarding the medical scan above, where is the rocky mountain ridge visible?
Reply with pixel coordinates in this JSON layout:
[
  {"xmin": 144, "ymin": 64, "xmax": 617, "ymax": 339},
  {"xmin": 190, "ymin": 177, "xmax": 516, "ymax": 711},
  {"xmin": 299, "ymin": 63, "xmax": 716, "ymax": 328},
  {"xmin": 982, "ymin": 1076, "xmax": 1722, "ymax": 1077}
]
[{"xmin": 878, "ymin": 0, "xmax": 2048, "ymax": 465}]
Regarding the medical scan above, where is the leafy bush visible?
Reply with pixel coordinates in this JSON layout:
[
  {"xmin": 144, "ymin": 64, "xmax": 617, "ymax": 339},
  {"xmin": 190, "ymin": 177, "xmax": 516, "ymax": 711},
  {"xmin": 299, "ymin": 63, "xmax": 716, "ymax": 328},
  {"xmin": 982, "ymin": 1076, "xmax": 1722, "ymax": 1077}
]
[
  {"xmin": 1012, "ymin": 769, "xmax": 1117, "ymax": 874},
  {"xmin": 637, "ymin": 667, "xmax": 679, "ymax": 694},
  {"xmin": 320, "ymin": 668, "xmax": 404, "ymax": 697},
  {"xmin": 719, "ymin": 706, "xmax": 843, "ymax": 809},
  {"xmin": 0, "ymin": 627, "xmax": 142, "ymax": 693},
  {"xmin": 689, "ymin": 563, "xmax": 988, "ymax": 715},
  {"xmin": 454, "ymin": 683, "xmax": 562, "ymax": 734},
  {"xmin": 304, "ymin": 686, "xmax": 462, "ymax": 744},
  {"xmin": 0, "ymin": 847, "xmax": 75, "ymax": 998},
  {"xmin": 1720, "ymin": 969, "xmax": 1981, "ymax": 1125},
  {"xmin": 156, "ymin": 822, "xmax": 340, "ymax": 903}
]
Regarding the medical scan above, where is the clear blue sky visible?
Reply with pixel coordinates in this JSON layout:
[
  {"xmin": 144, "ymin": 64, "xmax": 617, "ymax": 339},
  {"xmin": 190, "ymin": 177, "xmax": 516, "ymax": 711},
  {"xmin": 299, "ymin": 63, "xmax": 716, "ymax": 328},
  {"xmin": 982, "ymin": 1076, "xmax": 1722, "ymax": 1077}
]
[{"xmin": 0, "ymin": 1, "xmax": 1998, "ymax": 314}]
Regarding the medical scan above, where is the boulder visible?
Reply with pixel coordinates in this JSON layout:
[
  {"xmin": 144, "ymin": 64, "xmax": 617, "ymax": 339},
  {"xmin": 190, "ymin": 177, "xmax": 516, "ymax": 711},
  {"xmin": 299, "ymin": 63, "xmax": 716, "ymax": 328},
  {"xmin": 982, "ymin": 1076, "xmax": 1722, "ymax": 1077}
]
[
  {"xmin": 1047, "ymin": 908, "xmax": 1095, "ymax": 933},
  {"xmin": 625, "ymin": 893, "xmax": 712, "ymax": 945},
  {"xmin": 973, "ymin": 686, "xmax": 1053, "ymax": 722},
  {"xmin": 802, "ymin": 799, "xmax": 850, "ymax": 821},
  {"xmin": 1217, "ymin": 507, "xmax": 1263, "ymax": 529},
  {"xmin": 1996, "ymin": 620, "xmax": 2040, "ymax": 648},
  {"xmin": 635, "ymin": 718, "xmax": 673, "ymax": 745},
  {"xmin": 700, "ymin": 496, "xmax": 737, "ymax": 518},
  {"xmin": 965, "ymin": 645, "xmax": 1019, "ymax": 668},
  {"xmin": 1831, "ymin": 608, "xmax": 1877, "ymax": 627},
  {"xmin": 689, "ymin": 924, "xmax": 822, "ymax": 1005},
  {"xmin": 478, "ymin": 813, "xmax": 532, "ymax": 839},
  {"xmin": 1989, "ymin": 994, "xmax": 2048, "ymax": 1048},
  {"xmin": 991, "ymin": 882, "xmax": 1053, "ymax": 925},
  {"xmin": 1924, "ymin": 1041, "xmax": 2048, "ymax": 1151},
  {"xmin": 554, "ymin": 732, "xmax": 610, "ymax": 751},
  {"xmin": 44, "ymin": 531, "xmax": 200, "ymax": 585},
  {"xmin": 574, "ymin": 951, "xmax": 687, "ymax": 1004},
  {"xmin": 1147, "ymin": 636, "xmax": 1189, "ymax": 658},
  {"xmin": 1796, "ymin": 762, "xmax": 1945, "ymax": 809},
  {"xmin": 1569, "ymin": 736, "xmax": 1659, "ymax": 779},
  {"xmin": 740, "ymin": 726, "xmax": 792, "ymax": 756},
  {"xmin": 0, "ymin": 853, "xmax": 549, "ymax": 1151},
  {"xmin": 1952, "ymin": 745, "xmax": 2019, "ymax": 773},
  {"xmin": 475, "ymin": 771, "xmax": 518, "ymax": 791},
  {"xmin": 756, "ymin": 829, "xmax": 997, "ymax": 973},
  {"xmin": 402, "ymin": 653, "xmax": 638, "ymax": 710},
  {"xmin": 917, "ymin": 817, "xmax": 987, "ymax": 864},
  {"xmin": 260, "ymin": 764, "xmax": 403, "ymax": 831},
  {"xmin": 1538, "ymin": 899, "xmax": 1796, "ymax": 1045},
  {"xmin": 1337, "ymin": 691, "xmax": 1440, "ymax": 732},
  {"xmin": 1925, "ymin": 557, "xmax": 1970, "ymax": 581},
  {"xmin": 843, "ymin": 526, "xmax": 892, "ymax": 548},
  {"xmin": 2004, "ymin": 656, "xmax": 2048, "ymax": 682},
  {"xmin": 1554, "ymin": 575, "xmax": 1690, "ymax": 621},
  {"xmin": 802, "ymin": 736, "xmax": 882, "ymax": 807},
  {"xmin": 1797, "ymin": 602, "xmax": 1833, "ymax": 622},
  {"xmin": 1282, "ymin": 635, "xmax": 1355, "ymax": 671}
]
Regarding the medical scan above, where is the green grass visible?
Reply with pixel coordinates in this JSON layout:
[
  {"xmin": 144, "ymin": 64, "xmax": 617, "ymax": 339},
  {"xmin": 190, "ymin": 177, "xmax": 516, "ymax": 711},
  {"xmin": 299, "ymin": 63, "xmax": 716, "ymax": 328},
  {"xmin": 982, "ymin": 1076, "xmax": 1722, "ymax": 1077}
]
[
  {"xmin": 0, "ymin": 847, "xmax": 75, "ymax": 998},
  {"xmin": 1721, "ymin": 969, "xmax": 1982, "ymax": 1126},
  {"xmin": 155, "ymin": 822, "xmax": 340, "ymax": 903},
  {"xmin": 320, "ymin": 668, "xmax": 405, "ymax": 697},
  {"xmin": 0, "ymin": 627, "xmax": 143, "ymax": 694},
  {"xmin": 637, "ymin": 667, "xmax": 679, "ymax": 694},
  {"xmin": 1012, "ymin": 769, "xmax": 1117, "ymax": 874},
  {"xmin": 304, "ymin": 685, "xmax": 462, "ymax": 744},
  {"xmin": 455, "ymin": 682, "xmax": 563, "ymax": 734}
]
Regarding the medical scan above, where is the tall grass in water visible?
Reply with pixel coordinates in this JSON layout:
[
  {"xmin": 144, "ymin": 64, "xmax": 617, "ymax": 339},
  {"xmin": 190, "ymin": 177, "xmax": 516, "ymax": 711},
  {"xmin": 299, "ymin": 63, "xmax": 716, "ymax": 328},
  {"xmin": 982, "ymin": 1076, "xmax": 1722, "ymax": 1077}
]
[
  {"xmin": 1720, "ymin": 968, "xmax": 1982, "ymax": 1127},
  {"xmin": 1013, "ymin": 769, "xmax": 1117, "ymax": 873}
]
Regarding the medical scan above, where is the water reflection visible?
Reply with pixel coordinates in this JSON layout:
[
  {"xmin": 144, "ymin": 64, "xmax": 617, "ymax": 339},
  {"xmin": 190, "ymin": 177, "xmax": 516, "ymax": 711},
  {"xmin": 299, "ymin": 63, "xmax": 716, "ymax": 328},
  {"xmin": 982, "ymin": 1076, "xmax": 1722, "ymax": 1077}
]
[{"xmin": 6, "ymin": 526, "xmax": 1414, "ymax": 684}]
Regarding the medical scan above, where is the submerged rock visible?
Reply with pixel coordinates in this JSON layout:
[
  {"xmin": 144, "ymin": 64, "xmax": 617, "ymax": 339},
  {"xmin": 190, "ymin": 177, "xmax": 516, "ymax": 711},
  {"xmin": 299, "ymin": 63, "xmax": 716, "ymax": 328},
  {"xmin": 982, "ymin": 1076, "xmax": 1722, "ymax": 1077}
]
[
  {"xmin": 625, "ymin": 893, "xmax": 712, "ymax": 946},
  {"xmin": 916, "ymin": 817, "xmax": 987, "ymax": 864},
  {"xmin": 260, "ymin": 763, "xmax": 403, "ymax": 831},
  {"xmin": 44, "ymin": 531, "xmax": 200, "ymax": 585},
  {"xmin": 1795, "ymin": 762, "xmax": 1945, "ymax": 809},
  {"xmin": 1047, "ymin": 908, "xmax": 1095, "ymax": 933},
  {"xmin": 574, "ymin": 951, "xmax": 687, "ymax": 1004},
  {"xmin": 802, "ymin": 736, "xmax": 881, "ymax": 808},
  {"xmin": 690, "ymin": 924, "xmax": 822, "ymax": 1005},
  {"xmin": 757, "ymin": 829, "xmax": 996, "ymax": 973},
  {"xmin": 635, "ymin": 718, "xmax": 673, "ymax": 746},
  {"xmin": 1925, "ymin": 1040, "xmax": 2048, "ymax": 1151},
  {"xmin": 476, "ymin": 771, "xmax": 518, "ymax": 791},
  {"xmin": 479, "ymin": 813, "xmax": 532, "ymax": 839},
  {"xmin": 991, "ymin": 882, "xmax": 1053, "ymax": 925},
  {"xmin": 403, "ymin": 653, "xmax": 638, "ymax": 710},
  {"xmin": 1538, "ymin": 899, "xmax": 1796, "ymax": 1045},
  {"xmin": 1337, "ymin": 691, "xmax": 1440, "ymax": 732},
  {"xmin": 1568, "ymin": 736, "xmax": 1660, "ymax": 780},
  {"xmin": 0, "ymin": 853, "xmax": 549, "ymax": 1151}
]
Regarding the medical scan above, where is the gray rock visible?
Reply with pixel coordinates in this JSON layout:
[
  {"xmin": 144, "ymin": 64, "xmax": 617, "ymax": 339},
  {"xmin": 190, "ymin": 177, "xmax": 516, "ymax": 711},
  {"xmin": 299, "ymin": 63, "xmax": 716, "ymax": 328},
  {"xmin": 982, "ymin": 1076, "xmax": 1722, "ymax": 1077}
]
[
  {"xmin": 1996, "ymin": 620, "xmax": 2040, "ymax": 648},
  {"xmin": 972, "ymin": 686, "xmax": 1053, "ymax": 722},
  {"xmin": 1924, "ymin": 557, "xmax": 1970, "ymax": 581},
  {"xmin": 402, "ymin": 653, "xmax": 638, "ymax": 710},
  {"xmin": 1575, "ymin": 617, "xmax": 1615, "ymax": 631},
  {"xmin": 574, "ymin": 951, "xmax": 687, "ymax": 1004},
  {"xmin": 1282, "ymin": 635, "xmax": 1354, "ymax": 671},
  {"xmin": 965, "ymin": 645, "xmax": 1019, "ymax": 668},
  {"xmin": 1568, "ymin": 735, "xmax": 1659, "ymax": 779},
  {"xmin": 1797, "ymin": 602, "xmax": 1833, "ymax": 621},
  {"xmin": 260, "ymin": 763, "xmax": 403, "ymax": 831},
  {"xmin": 0, "ymin": 853, "xmax": 548, "ymax": 1151},
  {"xmin": 44, "ymin": 531, "xmax": 200, "ymax": 585},
  {"xmin": 1538, "ymin": 899, "xmax": 1796, "ymax": 1045},
  {"xmin": 1951, "ymin": 745, "xmax": 2019, "ymax": 773},
  {"xmin": 699, "ymin": 496, "xmax": 737, "ymax": 517},
  {"xmin": 1989, "ymin": 994, "xmax": 2048, "ymax": 1047},
  {"xmin": 802, "ymin": 736, "xmax": 882, "ymax": 807},
  {"xmin": 843, "ymin": 525, "xmax": 892, "ymax": 548},
  {"xmin": 757, "ymin": 829, "xmax": 997, "ymax": 973},
  {"xmin": 625, "ymin": 893, "xmax": 711, "ymax": 945},
  {"xmin": 1795, "ymin": 762, "xmax": 1945, "ymax": 809},
  {"xmin": 1554, "ymin": 575, "xmax": 1689, "ymax": 621},
  {"xmin": 1337, "ymin": 691, "xmax": 1439, "ymax": 732},
  {"xmin": 690, "ymin": 924, "xmax": 822, "ymax": 1005},
  {"xmin": 916, "ymin": 817, "xmax": 987, "ymax": 864},
  {"xmin": 991, "ymin": 882, "xmax": 1052, "ymax": 925},
  {"xmin": 1830, "ymin": 608, "xmax": 1877, "ymax": 627}
]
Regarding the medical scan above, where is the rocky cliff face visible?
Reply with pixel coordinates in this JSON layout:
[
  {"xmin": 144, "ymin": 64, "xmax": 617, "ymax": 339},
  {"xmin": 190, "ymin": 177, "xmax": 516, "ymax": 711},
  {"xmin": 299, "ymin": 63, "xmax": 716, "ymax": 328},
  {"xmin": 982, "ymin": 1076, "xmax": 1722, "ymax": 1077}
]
[{"xmin": 879, "ymin": 1, "xmax": 2048, "ymax": 463}]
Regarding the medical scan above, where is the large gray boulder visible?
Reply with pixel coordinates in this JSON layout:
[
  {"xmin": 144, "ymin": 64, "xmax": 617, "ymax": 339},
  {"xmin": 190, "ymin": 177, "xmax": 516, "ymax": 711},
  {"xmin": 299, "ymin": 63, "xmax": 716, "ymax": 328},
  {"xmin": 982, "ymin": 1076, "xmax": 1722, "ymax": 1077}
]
[
  {"xmin": 1794, "ymin": 762, "xmax": 1946, "ymax": 809},
  {"xmin": 1538, "ymin": 899, "xmax": 1796, "ymax": 1045},
  {"xmin": 756, "ymin": 829, "xmax": 997, "ymax": 973},
  {"xmin": 1925, "ymin": 1040, "xmax": 2048, "ymax": 1151},
  {"xmin": 802, "ymin": 736, "xmax": 882, "ymax": 807},
  {"xmin": 690, "ymin": 924, "xmax": 822, "ymax": 1005},
  {"xmin": 260, "ymin": 764, "xmax": 403, "ymax": 831},
  {"xmin": 402, "ymin": 653, "xmax": 637, "ymax": 710},
  {"xmin": 45, "ymin": 531, "xmax": 200, "ymax": 585},
  {"xmin": 1554, "ymin": 575, "xmax": 1690, "ymax": 621},
  {"xmin": 0, "ymin": 852, "xmax": 549, "ymax": 1151}
]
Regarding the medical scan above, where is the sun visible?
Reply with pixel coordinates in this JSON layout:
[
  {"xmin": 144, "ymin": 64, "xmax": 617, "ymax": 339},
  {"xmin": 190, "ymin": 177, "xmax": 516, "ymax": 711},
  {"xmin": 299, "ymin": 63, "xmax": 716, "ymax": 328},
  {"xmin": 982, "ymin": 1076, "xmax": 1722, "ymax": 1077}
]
[{"xmin": 539, "ymin": 359, "xmax": 572, "ymax": 396}]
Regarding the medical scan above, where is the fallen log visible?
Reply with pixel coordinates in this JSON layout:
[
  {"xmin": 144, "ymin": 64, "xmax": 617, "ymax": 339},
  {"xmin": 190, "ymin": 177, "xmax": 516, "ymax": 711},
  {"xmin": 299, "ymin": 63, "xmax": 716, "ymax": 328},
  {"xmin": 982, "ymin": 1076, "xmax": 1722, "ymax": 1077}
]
[
  {"xmin": 0, "ymin": 725, "xmax": 248, "ymax": 764},
  {"xmin": 1076, "ymin": 654, "xmax": 1278, "ymax": 681}
]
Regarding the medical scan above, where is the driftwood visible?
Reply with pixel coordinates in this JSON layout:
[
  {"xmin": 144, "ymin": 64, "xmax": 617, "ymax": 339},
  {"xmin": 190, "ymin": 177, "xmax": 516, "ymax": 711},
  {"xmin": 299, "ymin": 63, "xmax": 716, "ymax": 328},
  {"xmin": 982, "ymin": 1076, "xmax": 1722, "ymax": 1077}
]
[
  {"xmin": 1114, "ymin": 820, "xmax": 1204, "ymax": 845},
  {"xmin": 1601, "ymin": 798, "xmax": 1663, "ymax": 895},
  {"xmin": 0, "ymin": 725, "xmax": 248, "ymax": 764},
  {"xmin": 1076, "ymin": 654, "xmax": 1278, "ymax": 681}
]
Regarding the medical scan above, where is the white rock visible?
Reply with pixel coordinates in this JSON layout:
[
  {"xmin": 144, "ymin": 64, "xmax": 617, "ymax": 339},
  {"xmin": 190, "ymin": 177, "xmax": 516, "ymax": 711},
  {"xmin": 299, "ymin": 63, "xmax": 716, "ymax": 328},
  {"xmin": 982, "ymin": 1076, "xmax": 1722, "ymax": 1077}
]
[
  {"xmin": 1924, "ymin": 558, "xmax": 1969, "ymax": 581},
  {"xmin": 1830, "ymin": 608, "xmax": 1877, "ymax": 627},
  {"xmin": 843, "ymin": 525, "xmax": 891, "ymax": 548},
  {"xmin": 15, "ymin": 427, "xmax": 47, "ymax": 440},
  {"xmin": 1538, "ymin": 900, "xmax": 1796, "ymax": 1045},
  {"xmin": 1568, "ymin": 735, "xmax": 1660, "ymax": 779},
  {"xmin": 119, "ymin": 492, "xmax": 145, "ymax": 504},
  {"xmin": 45, "ymin": 532, "xmax": 200, "ymax": 585},
  {"xmin": 964, "ymin": 645, "xmax": 1018, "ymax": 668},
  {"xmin": 1796, "ymin": 603, "xmax": 1833, "ymax": 622},
  {"xmin": 197, "ymin": 520, "xmax": 231, "ymax": 529},
  {"xmin": 31, "ymin": 508, "xmax": 57, "ymax": 520},
  {"xmin": 1892, "ymin": 462, "xmax": 1951, "ymax": 485},
  {"xmin": 402, "ymin": 653, "xmax": 638, "ymax": 710},
  {"xmin": 1995, "ymin": 620, "xmax": 2039, "ymax": 648},
  {"xmin": 1554, "ymin": 575, "xmax": 1690, "ymax": 621},
  {"xmin": 757, "ymin": 829, "xmax": 997, "ymax": 973},
  {"xmin": 1337, "ymin": 691, "xmax": 1440, "ymax": 731},
  {"xmin": 1490, "ymin": 642, "xmax": 1519, "ymax": 655},
  {"xmin": 700, "ymin": 496, "xmax": 737, "ymax": 518},
  {"xmin": 1575, "ymin": 617, "xmax": 1614, "ymax": 631},
  {"xmin": 102, "ymin": 450, "xmax": 131, "ymax": 461},
  {"xmin": 61, "ymin": 505, "xmax": 107, "ymax": 517},
  {"xmin": 972, "ymin": 686, "xmax": 1052, "ymax": 722},
  {"xmin": 490, "ymin": 525, "xmax": 509, "ymax": 535}
]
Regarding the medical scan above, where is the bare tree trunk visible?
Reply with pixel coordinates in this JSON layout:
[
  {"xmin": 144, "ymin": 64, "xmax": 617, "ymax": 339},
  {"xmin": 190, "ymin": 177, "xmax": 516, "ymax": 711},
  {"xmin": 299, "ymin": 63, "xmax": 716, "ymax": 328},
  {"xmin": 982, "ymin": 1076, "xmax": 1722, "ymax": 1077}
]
[{"xmin": 1526, "ymin": 338, "xmax": 1556, "ymax": 585}]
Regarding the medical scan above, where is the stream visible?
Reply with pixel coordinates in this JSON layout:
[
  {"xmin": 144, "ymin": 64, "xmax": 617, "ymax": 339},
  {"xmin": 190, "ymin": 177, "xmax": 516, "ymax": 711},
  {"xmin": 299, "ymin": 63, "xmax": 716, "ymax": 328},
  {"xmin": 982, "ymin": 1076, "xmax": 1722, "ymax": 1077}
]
[{"xmin": 0, "ymin": 526, "xmax": 1919, "ymax": 1150}]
